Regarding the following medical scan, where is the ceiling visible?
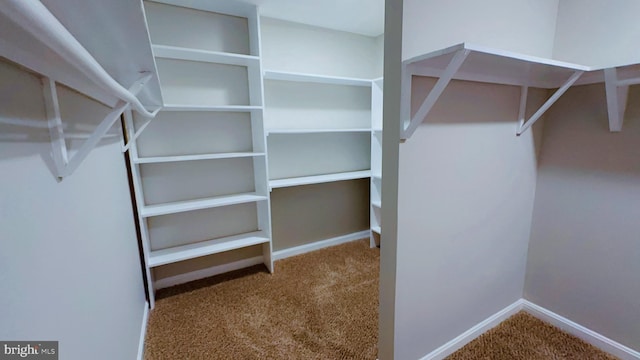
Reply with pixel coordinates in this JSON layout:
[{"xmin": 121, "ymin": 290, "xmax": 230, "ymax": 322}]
[{"xmin": 237, "ymin": 0, "xmax": 384, "ymax": 37}]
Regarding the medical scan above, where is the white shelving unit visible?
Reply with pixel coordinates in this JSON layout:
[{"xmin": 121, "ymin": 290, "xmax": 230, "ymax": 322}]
[
  {"xmin": 402, "ymin": 42, "xmax": 640, "ymax": 140},
  {"xmin": 264, "ymin": 69, "xmax": 374, "ymax": 189},
  {"xmin": 370, "ymin": 78, "xmax": 383, "ymax": 247},
  {"xmin": 128, "ymin": 0, "xmax": 272, "ymax": 307},
  {"xmin": 0, "ymin": 0, "xmax": 163, "ymax": 179}
]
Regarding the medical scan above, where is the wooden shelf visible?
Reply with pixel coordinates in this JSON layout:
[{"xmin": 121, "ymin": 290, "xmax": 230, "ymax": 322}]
[
  {"xmin": 162, "ymin": 104, "xmax": 261, "ymax": 112},
  {"xmin": 148, "ymin": 231, "xmax": 269, "ymax": 267},
  {"xmin": 267, "ymin": 128, "xmax": 371, "ymax": 135},
  {"xmin": 371, "ymin": 226, "xmax": 381, "ymax": 234},
  {"xmin": 405, "ymin": 42, "xmax": 590, "ymax": 89},
  {"xmin": 153, "ymin": 44, "xmax": 260, "ymax": 67},
  {"xmin": 134, "ymin": 152, "xmax": 265, "ymax": 164},
  {"xmin": 141, "ymin": 193, "xmax": 267, "ymax": 218},
  {"xmin": 264, "ymin": 70, "xmax": 373, "ymax": 87},
  {"xmin": 270, "ymin": 170, "xmax": 371, "ymax": 189}
]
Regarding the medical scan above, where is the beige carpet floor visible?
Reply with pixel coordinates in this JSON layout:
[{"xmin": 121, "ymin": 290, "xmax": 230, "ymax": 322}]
[
  {"xmin": 145, "ymin": 239, "xmax": 617, "ymax": 359},
  {"xmin": 144, "ymin": 239, "xmax": 379, "ymax": 359},
  {"xmin": 446, "ymin": 311, "xmax": 619, "ymax": 360}
]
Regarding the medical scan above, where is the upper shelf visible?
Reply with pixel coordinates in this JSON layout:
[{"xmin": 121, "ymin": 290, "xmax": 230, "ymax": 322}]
[
  {"xmin": 0, "ymin": 0, "xmax": 163, "ymax": 109},
  {"xmin": 404, "ymin": 43, "xmax": 590, "ymax": 89},
  {"xmin": 264, "ymin": 70, "xmax": 374, "ymax": 87},
  {"xmin": 402, "ymin": 42, "xmax": 640, "ymax": 139}
]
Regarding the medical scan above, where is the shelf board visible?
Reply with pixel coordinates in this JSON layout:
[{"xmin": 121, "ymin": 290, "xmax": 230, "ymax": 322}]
[
  {"xmin": 148, "ymin": 231, "xmax": 269, "ymax": 267},
  {"xmin": 267, "ymin": 128, "xmax": 371, "ymax": 135},
  {"xmin": 152, "ymin": 44, "xmax": 259, "ymax": 67},
  {"xmin": 134, "ymin": 152, "xmax": 265, "ymax": 164},
  {"xmin": 404, "ymin": 42, "xmax": 591, "ymax": 89},
  {"xmin": 372, "ymin": 200, "xmax": 382, "ymax": 208},
  {"xmin": 371, "ymin": 226, "xmax": 381, "ymax": 234},
  {"xmin": 141, "ymin": 193, "xmax": 267, "ymax": 218},
  {"xmin": 270, "ymin": 170, "xmax": 371, "ymax": 189},
  {"xmin": 162, "ymin": 104, "xmax": 261, "ymax": 112},
  {"xmin": 264, "ymin": 70, "xmax": 373, "ymax": 87},
  {"xmin": 0, "ymin": 1, "xmax": 163, "ymax": 109},
  {"xmin": 372, "ymin": 174, "xmax": 382, "ymax": 180}
]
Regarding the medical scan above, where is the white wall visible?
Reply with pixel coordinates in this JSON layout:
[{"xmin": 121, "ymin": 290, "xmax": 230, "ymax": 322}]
[
  {"xmin": 402, "ymin": 0, "xmax": 559, "ymax": 60},
  {"xmin": 0, "ymin": 61, "xmax": 146, "ymax": 360},
  {"xmin": 553, "ymin": 0, "xmax": 640, "ymax": 67},
  {"xmin": 394, "ymin": 78, "xmax": 547, "ymax": 359},
  {"xmin": 391, "ymin": 1, "xmax": 559, "ymax": 358},
  {"xmin": 260, "ymin": 17, "xmax": 380, "ymax": 78},
  {"xmin": 525, "ymin": 83, "xmax": 640, "ymax": 352}
]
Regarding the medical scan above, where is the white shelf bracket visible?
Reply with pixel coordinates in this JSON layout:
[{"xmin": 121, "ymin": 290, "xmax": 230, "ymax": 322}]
[
  {"xmin": 402, "ymin": 49, "xmax": 470, "ymax": 140},
  {"xmin": 43, "ymin": 77, "xmax": 68, "ymax": 180},
  {"xmin": 121, "ymin": 73, "xmax": 159, "ymax": 152},
  {"xmin": 517, "ymin": 70, "xmax": 584, "ymax": 136},
  {"xmin": 604, "ymin": 67, "xmax": 629, "ymax": 132},
  {"xmin": 517, "ymin": 85, "xmax": 529, "ymax": 131},
  {"xmin": 42, "ymin": 74, "xmax": 160, "ymax": 180}
]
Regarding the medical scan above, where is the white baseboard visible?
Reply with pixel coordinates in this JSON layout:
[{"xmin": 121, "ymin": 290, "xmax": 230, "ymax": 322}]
[
  {"xmin": 272, "ymin": 230, "xmax": 370, "ymax": 261},
  {"xmin": 137, "ymin": 301, "xmax": 150, "ymax": 360},
  {"xmin": 420, "ymin": 299, "xmax": 524, "ymax": 360},
  {"xmin": 521, "ymin": 300, "xmax": 640, "ymax": 360},
  {"xmin": 420, "ymin": 298, "xmax": 639, "ymax": 360},
  {"xmin": 154, "ymin": 256, "xmax": 264, "ymax": 290}
]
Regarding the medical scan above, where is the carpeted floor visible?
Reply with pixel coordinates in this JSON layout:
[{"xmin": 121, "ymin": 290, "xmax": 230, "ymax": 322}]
[
  {"xmin": 145, "ymin": 239, "xmax": 617, "ymax": 360},
  {"xmin": 144, "ymin": 239, "xmax": 379, "ymax": 359},
  {"xmin": 445, "ymin": 311, "xmax": 619, "ymax": 360}
]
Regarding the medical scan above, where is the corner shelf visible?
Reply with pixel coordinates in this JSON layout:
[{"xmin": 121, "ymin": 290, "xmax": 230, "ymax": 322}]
[
  {"xmin": 133, "ymin": 152, "xmax": 265, "ymax": 164},
  {"xmin": 148, "ymin": 231, "xmax": 270, "ymax": 267},
  {"xmin": 140, "ymin": 193, "xmax": 267, "ymax": 218},
  {"xmin": 152, "ymin": 44, "xmax": 260, "ymax": 67},
  {"xmin": 264, "ymin": 70, "xmax": 373, "ymax": 87},
  {"xmin": 269, "ymin": 170, "xmax": 371, "ymax": 189}
]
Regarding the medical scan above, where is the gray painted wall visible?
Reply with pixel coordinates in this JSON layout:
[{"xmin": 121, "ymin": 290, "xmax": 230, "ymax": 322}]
[
  {"xmin": 392, "ymin": 1, "xmax": 559, "ymax": 358},
  {"xmin": 525, "ymin": 83, "xmax": 640, "ymax": 351},
  {"xmin": 0, "ymin": 60, "xmax": 146, "ymax": 360}
]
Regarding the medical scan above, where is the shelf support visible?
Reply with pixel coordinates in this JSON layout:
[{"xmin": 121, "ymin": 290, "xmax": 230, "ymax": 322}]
[
  {"xmin": 604, "ymin": 68, "xmax": 629, "ymax": 132},
  {"xmin": 43, "ymin": 77, "xmax": 68, "ymax": 179},
  {"xmin": 121, "ymin": 73, "xmax": 158, "ymax": 152},
  {"xmin": 42, "ymin": 74, "xmax": 160, "ymax": 180},
  {"xmin": 517, "ymin": 70, "xmax": 583, "ymax": 136},
  {"xmin": 402, "ymin": 49, "xmax": 470, "ymax": 139}
]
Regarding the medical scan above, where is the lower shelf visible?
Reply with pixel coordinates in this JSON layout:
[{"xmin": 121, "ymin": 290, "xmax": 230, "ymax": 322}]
[
  {"xmin": 269, "ymin": 170, "xmax": 371, "ymax": 189},
  {"xmin": 148, "ymin": 231, "xmax": 270, "ymax": 267},
  {"xmin": 141, "ymin": 193, "xmax": 267, "ymax": 218},
  {"xmin": 371, "ymin": 226, "xmax": 381, "ymax": 234}
]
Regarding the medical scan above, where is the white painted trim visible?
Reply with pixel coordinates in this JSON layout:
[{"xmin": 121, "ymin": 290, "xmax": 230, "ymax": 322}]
[
  {"xmin": 418, "ymin": 299, "xmax": 640, "ymax": 360},
  {"xmin": 154, "ymin": 256, "xmax": 264, "ymax": 290},
  {"xmin": 521, "ymin": 300, "xmax": 640, "ymax": 360},
  {"xmin": 272, "ymin": 230, "xmax": 370, "ymax": 261},
  {"xmin": 137, "ymin": 301, "xmax": 150, "ymax": 360},
  {"xmin": 420, "ymin": 299, "xmax": 524, "ymax": 360}
]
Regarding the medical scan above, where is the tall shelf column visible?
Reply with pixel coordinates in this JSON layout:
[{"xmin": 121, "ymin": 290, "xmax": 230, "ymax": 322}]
[{"xmin": 130, "ymin": 0, "xmax": 272, "ymax": 307}]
